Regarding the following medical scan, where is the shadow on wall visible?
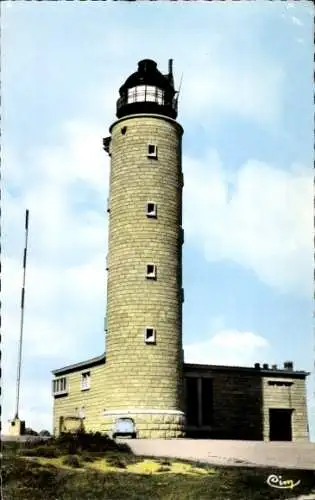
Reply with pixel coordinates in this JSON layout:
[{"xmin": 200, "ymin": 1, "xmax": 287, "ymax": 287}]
[{"xmin": 184, "ymin": 369, "xmax": 288, "ymax": 441}]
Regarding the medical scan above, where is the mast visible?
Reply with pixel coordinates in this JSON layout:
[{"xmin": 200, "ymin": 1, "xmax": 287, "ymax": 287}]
[{"xmin": 14, "ymin": 209, "xmax": 29, "ymax": 419}]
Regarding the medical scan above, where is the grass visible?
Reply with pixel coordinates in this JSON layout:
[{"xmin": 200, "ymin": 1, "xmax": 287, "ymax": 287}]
[{"xmin": 2, "ymin": 433, "xmax": 315, "ymax": 500}]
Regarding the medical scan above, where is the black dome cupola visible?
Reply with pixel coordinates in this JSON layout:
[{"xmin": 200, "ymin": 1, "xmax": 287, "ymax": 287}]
[{"xmin": 116, "ymin": 59, "xmax": 178, "ymax": 119}]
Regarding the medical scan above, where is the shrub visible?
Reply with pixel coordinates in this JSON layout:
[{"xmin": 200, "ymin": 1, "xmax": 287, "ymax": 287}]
[
  {"xmin": 156, "ymin": 465, "xmax": 170, "ymax": 473},
  {"xmin": 39, "ymin": 430, "xmax": 51, "ymax": 437},
  {"xmin": 62, "ymin": 455, "xmax": 81, "ymax": 468},
  {"xmin": 17, "ymin": 446, "xmax": 60, "ymax": 458},
  {"xmin": 2, "ymin": 441, "xmax": 21, "ymax": 456},
  {"xmin": 22, "ymin": 438, "xmax": 41, "ymax": 449},
  {"xmin": 80, "ymin": 453, "xmax": 95, "ymax": 463},
  {"xmin": 158, "ymin": 459, "xmax": 171, "ymax": 466},
  {"xmin": 106, "ymin": 455, "xmax": 127, "ymax": 469},
  {"xmin": 17, "ymin": 448, "xmax": 39, "ymax": 457},
  {"xmin": 36, "ymin": 445, "xmax": 60, "ymax": 458},
  {"xmin": 51, "ymin": 431, "xmax": 131, "ymax": 455},
  {"xmin": 25, "ymin": 427, "xmax": 38, "ymax": 436}
]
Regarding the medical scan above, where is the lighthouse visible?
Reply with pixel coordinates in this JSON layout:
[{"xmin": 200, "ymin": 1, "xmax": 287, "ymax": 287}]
[
  {"xmin": 51, "ymin": 60, "xmax": 310, "ymax": 444},
  {"xmin": 102, "ymin": 59, "xmax": 185, "ymax": 438}
]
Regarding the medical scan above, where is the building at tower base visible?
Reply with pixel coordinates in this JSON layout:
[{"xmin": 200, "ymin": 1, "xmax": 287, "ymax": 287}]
[{"xmin": 52, "ymin": 356, "xmax": 310, "ymax": 441}]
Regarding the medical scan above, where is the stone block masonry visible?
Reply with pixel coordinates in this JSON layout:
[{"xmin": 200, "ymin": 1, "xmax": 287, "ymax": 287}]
[
  {"xmin": 103, "ymin": 114, "xmax": 185, "ymax": 438},
  {"xmin": 53, "ymin": 363, "xmax": 106, "ymax": 436}
]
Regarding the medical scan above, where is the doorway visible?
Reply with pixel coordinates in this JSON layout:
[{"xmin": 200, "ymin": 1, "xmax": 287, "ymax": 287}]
[{"xmin": 269, "ymin": 409, "xmax": 293, "ymax": 441}]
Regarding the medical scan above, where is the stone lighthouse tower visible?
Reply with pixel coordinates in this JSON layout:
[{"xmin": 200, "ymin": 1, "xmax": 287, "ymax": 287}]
[{"xmin": 102, "ymin": 59, "xmax": 185, "ymax": 438}]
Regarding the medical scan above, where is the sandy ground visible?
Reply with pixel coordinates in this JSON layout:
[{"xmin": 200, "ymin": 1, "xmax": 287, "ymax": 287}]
[{"xmin": 119, "ymin": 439, "xmax": 315, "ymax": 470}]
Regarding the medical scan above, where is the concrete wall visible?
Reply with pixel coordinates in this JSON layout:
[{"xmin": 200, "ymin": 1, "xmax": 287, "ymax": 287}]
[
  {"xmin": 103, "ymin": 114, "xmax": 185, "ymax": 437},
  {"xmin": 184, "ymin": 366, "xmax": 309, "ymax": 441},
  {"xmin": 184, "ymin": 368, "xmax": 263, "ymax": 440}
]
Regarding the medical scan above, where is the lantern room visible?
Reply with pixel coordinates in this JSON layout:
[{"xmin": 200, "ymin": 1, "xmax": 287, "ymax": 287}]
[{"xmin": 116, "ymin": 59, "xmax": 178, "ymax": 119}]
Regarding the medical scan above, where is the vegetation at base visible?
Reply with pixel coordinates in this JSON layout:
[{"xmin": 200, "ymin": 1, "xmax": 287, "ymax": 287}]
[
  {"xmin": 3, "ymin": 430, "xmax": 131, "ymax": 456},
  {"xmin": 23, "ymin": 428, "xmax": 51, "ymax": 437},
  {"xmin": 39, "ymin": 429, "xmax": 51, "ymax": 437},
  {"xmin": 62, "ymin": 455, "xmax": 82, "ymax": 468},
  {"xmin": 24, "ymin": 427, "xmax": 39, "ymax": 436},
  {"xmin": 2, "ymin": 432, "xmax": 315, "ymax": 500}
]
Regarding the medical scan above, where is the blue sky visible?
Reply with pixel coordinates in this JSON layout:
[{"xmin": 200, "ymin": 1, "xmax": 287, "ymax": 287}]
[{"xmin": 2, "ymin": 1, "xmax": 314, "ymax": 439}]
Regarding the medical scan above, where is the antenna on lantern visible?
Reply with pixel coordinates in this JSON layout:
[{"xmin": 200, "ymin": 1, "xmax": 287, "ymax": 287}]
[
  {"xmin": 168, "ymin": 59, "xmax": 174, "ymax": 87},
  {"xmin": 174, "ymin": 72, "xmax": 183, "ymax": 109}
]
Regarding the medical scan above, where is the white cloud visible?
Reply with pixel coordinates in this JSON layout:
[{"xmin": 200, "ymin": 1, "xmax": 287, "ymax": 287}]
[
  {"xmin": 185, "ymin": 329, "xmax": 270, "ymax": 367},
  {"xmin": 178, "ymin": 55, "xmax": 284, "ymax": 128},
  {"xmin": 183, "ymin": 151, "xmax": 312, "ymax": 296},
  {"xmin": 291, "ymin": 15, "xmax": 304, "ymax": 26}
]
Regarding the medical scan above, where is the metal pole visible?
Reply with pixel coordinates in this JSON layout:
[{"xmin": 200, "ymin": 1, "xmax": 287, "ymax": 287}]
[{"xmin": 14, "ymin": 209, "xmax": 29, "ymax": 419}]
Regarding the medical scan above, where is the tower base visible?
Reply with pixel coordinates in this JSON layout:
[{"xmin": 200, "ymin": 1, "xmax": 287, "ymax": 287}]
[{"xmin": 103, "ymin": 409, "xmax": 185, "ymax": 439}]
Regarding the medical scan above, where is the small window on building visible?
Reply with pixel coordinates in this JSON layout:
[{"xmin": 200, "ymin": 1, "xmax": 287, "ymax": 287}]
[
  {"xmin": 144, "ymin": 327, "xmax": 156, "ymax": 344},
  {"xmin": 146, "ymin": 202, "xmax": 157, "ymax": 218},
  {"xmin": 78, "ymin": 407, "xmax": 85, "ymax": 419},
  {"xmin": 52, "ymin": 377, "xmax": 68, "ymax": 396},
  {"xmin": 147, "ymin": 144, "xmax": 158, "ymax": 159},
  {"xmin": 146, "ymin": 264, "xmax": 157, "ymax": 279},
  {"xmin": 81, "ymin": 371, "xmax": 90, "ymax": 391}
]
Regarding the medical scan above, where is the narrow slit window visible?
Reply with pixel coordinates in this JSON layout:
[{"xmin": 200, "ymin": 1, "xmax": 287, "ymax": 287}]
[
  {"xmin": 146, "ymin": 202, "xmax": 157, "ymax": 218},
  {"xmin": 268, "ymin": 381, "xmax": 293, "ymax": 387},
  {"xmin": 147, "ymin": 144, "xmax": 158, "ymax": 159},
  {"xmin": 144, "ymin": 327, "xmax": 156, "ymax": 344},
  {"xmin": 146, "ymin": 264, "xmax": 157, "ymax": 279}
]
